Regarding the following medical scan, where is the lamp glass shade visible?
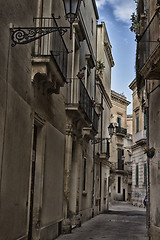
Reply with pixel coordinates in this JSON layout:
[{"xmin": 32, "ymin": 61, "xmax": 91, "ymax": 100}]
[
  {"xmin": 108, "ymin": 123, "xmax": 114, "ymax": 137},
  {"xmin": 63, "ymin": 0, "xmax": 81, "ymax": 23}
]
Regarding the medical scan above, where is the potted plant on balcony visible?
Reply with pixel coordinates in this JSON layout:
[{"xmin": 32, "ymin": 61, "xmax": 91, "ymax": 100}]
[
  {"xmin": 96, "ymin": 60, "xmax": 105, "ymax": 76},
  {"xmin": 76, "ymin": 67, "xmax": 86, "ymax": 80}
]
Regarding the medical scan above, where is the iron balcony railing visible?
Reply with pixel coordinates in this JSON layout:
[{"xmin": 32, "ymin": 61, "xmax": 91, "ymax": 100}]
[
  {"xmin": 66, "ymin": 78, "xmax": 98, "ymax": 131},
  {"xmin": 33, "ymin": 17, "xmax": 68, "ymax": 79},
  {"xmin": 137, "ymin": 8, "xmax": 160, "ymax": 71},
  {"xmin": 116, "ymin": 126, "xmax": 127, "ymax": 135},
  {"xmin": 135, "ymin": 130, "xmax": 147, "ymax": 143},
  {"xmin": 92, "ymin": 109, "xmax": 99, "ymax": 132},
  {"xmin": 112, "ymin": 162, "xmax": 124, "ymax": 171},
  {"xmin": 96, "ymin": 138, "xmax": 110, "ymax": 157}
]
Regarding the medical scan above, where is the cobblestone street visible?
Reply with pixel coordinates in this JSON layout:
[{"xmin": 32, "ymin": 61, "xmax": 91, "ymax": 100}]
[{"xmin": 56, "ymin": 202, "xmax": 148, "ymax": 240}]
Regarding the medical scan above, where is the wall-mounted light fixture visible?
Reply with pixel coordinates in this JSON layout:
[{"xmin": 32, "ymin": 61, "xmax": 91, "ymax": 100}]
[
  {"xmin": 11, "ymin": 0, "xmax": 82, "ymax": 46},
  {"xmin": 108, "ymin": 123, "xmax": 114, "ymax": 138},
  {"xmin": 92, "ymin": 123, "xmax": 114, "ymax": 145}
]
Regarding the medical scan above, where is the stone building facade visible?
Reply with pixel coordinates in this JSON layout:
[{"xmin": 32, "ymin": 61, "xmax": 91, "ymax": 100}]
[
  {"xmin": 129, "ymin": 79, "xmax": 147, "ymax": 207},
  {"xmin": 0, "ymin": 0, "xmax": 69, "ymax": 239},
  {"xmin": 135, "ymin": 0, "xmax": 160, "ymax": 239},
  {"xmin": 94, "ymin": 22, "xmax": 114, "ymax": 215},
  {"xmin": 109, "ymin": 91, "xmax": 132, "ymax": 202},
  {"xmin": 127, "ymin": 114, "xmax": 133, "ymax": 135},
  {"xmin": 0, "ymin": 0, "xmax": 114, "ymax": 239},
  {"xmin": 63, "ymin": 0, "xmax": 99, "ymax": 232}
]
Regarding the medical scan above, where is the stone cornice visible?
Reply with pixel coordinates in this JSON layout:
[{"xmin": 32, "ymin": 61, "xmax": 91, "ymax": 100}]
[
  {"xmin": 92, "ymin": 0, "xmax": 99, "ymax": 20},
  {"xmin": 129, "ymin": 78, "xmax": 136, "ymax": 91},
  {"xmin": 104, "ymin": 41, "xmax": 114, "ymax": 67},
  {"xmin": 111, "ymin": 90, "xmax": 130, "ymax": 106},
  {"xmin": 78, "ymin": 12, "xmax": 97, "ymax": 66},
  {"xmin": 133, "ymin": 106, "xmax": 140, "ymax": 112},
  {"xmin": 127, "ymin": 114, "xmax": 133, "ymax": 119},
  {"xmin": 139, "ymin": 44, "xmax": 160, "ymax": 80},
  {"xmin": 96, "ymin": 74, "xmax": 112, "ymax": 108}
]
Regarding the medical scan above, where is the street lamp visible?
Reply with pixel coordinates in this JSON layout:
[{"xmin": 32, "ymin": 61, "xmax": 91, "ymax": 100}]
[
  {"xmin": 11, "ymin": 0, "xmax": 82, "ymax": 46},
  {"xmin": 92, "ymin": 123, "xmax": 114, "ymax": 145},
  {"xmin": 108, "ymin": 123, "xmax": 114, "ymax": 138},
  {"xmin": 63, "ymin": 0, "xmax": 82, "ymax": 24},
  {"xmin": 63, "ymin": 0, "xmax": 82, "ymax": 39},
  {"xmin": 91, "ymin": 122, "xmax": 114, "ymax": 217}
]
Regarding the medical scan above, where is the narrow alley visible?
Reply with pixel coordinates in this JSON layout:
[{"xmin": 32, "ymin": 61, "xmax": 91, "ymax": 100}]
[
  {"xmin": 56, "ymin": 202, "xmax": 148, "ymax": 240},
  {"xmin": 1, "ymin": 0, "xmax": 160, "ymax": 239}
]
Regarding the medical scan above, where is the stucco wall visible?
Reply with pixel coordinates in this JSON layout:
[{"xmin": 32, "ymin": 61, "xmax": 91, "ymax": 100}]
[
  {"xmin": 132, "ymin": 146, "xmax": 147, "ymax": 206},
  {"xmin": 149, "ymin": 86, "xmax": 160, "ymax": 231},
  {"xmin": 0, "ymin": 1, "xmax": 66, "ymax": 239},
  {"xmin": 0, "ymin": 1, "xmax": 36, "ymax": 238}
]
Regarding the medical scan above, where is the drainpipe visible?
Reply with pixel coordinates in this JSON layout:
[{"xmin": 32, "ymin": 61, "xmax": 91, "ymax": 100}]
[
  {"xmin": 100, "ymin": 162, "xmax": 102, "ymax": 212},
  {"xmin": 92, "ymin": 20, "xmax": 98, "ymax": 218},
  {"xmin": 71, "ymin": 25, "xmax": 76, "ymax": 78},
  {"xmin": 101, "ymin": 95, "xmax": 103, "ymax": 152},
  {"xmin": 146, "ymin": 79, "xmax": 150, "ymax": 230},
  {"xmin": 91, "ymin": 68, "xmax": 97, "ymax": 218},
  {"xmin": 92, "ymin": 142, "xmax": 95, "ymax": 218}
]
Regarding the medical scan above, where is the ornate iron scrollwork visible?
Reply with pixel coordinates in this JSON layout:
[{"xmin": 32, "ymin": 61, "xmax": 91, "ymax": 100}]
[{"xmin": 11, "ymin": 26, "xmax": 69, "ymax": 47}]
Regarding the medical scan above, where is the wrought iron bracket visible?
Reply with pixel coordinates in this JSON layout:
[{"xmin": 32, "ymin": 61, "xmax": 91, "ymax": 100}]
[
  {"xmin": 10, "ymin": 25, "xmax": 70, "ymax": 47},
  {"xmin": 91, "ymin": 138, "xmax": 110, "ymax": 145}
]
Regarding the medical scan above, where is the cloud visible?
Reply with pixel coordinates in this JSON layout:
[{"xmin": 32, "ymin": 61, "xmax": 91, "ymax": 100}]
[
  {"xmin": 96, "ymin": 0, "xmax": 107, "ymax": 8},
  {"xmin": 113, "ymin": 2, "xmax": 136, "ymax": 23},
  {"xmin": 96, "ymin": 0, "xmax": 136, "ymax": 24}
]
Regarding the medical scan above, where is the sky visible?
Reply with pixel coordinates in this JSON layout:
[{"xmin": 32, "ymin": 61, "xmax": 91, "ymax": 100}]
[{"xmin": 96, "ymin": 0, "xmax": 137, "ymax": 114}]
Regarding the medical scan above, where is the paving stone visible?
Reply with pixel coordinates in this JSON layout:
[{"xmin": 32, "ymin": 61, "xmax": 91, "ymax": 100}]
[{"xmin": 56, "ymin": 202, "xmax": 149, "ymax": 240}]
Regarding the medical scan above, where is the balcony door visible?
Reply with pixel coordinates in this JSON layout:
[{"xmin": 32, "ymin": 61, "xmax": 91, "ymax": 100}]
[
  {"xmin": 118, "ymin": 148, "xmax": 124, "ymax": 170},
  {"xmin": 28, "ymin": 125, "xmax": 38, "ymax": 240},
  {"xmin": 28, "ymin": 120, "xmax": 45, "ymax": 240},
  {"xmin": 123, "ymin": 189, "xmax": 125, "ymax": 201}
]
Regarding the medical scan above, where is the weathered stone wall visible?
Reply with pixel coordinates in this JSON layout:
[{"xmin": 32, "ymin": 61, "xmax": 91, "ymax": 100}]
[
  {"xmin": 0, "ymin": 1, "xmax": 36, "ymax": 238},
  {"xmin": 149, "ymin": 85, "xmax": 160, "ymax": 237},
  {"xmin": 132, "ymin": 146, "xmax": 147, "ymax": 206},
  {"xmin": 0, "ymin": 0, "xmax": 66, "ymax": 239}
]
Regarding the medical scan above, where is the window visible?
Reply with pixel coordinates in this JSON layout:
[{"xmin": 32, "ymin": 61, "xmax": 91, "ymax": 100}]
[
  {"xmin": 144, "ymin": 113, "xmax": 147, "ymax": 130},
  {"xmin": 136, "ymin": 164, "xmax": 139, "ymax": 186},
  {"xmin": 118, "ymin": 148, "xmax": 124, "ymax": 170},
  {"xmin": 104, "ymin": 178, "xmax": 107, "ymax": 196},
  {"xmin": 118, "ymin": 177, "xmax": 121, "ymax": 193},
  {"xmin": 108, "ymin": 176, "xmax": 110, "ymax": 192},
  {"xmin": 86, "ymin": 65, "xmax": 91, "ymax": 93},
  {"xmin": 136, "ymin": 113, "xmax": 139, "ymax": 133},
  {"xmin": 29, "ymin": 125, "xmax": 38, "ymax": 238},
  {"xmin": 117, "ymin": 117, "xmax": 121, "ymax": 127},
  {"xmin": 107, "ymin": 140, "xmax": 110, "ymax": 156},
  {"xmin": 91, "ymin": 19, "xmax": 93, "ymax": 35},
  {"xmin": 83, "ymin": 157, "xmax": 87, "ymax": 191},
  {"xmin": 144, "ymin": 163, "xmax": 147, "ymax": 185}
]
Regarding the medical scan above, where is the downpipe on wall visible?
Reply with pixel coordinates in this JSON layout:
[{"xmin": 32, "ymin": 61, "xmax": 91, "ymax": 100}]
[{"xmin": 146, "ymin": 79, "xmax": 151, "ymax": 234}]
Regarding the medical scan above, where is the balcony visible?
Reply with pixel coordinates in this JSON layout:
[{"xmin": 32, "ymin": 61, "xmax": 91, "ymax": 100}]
[
  {"xmin": 111, "ymin": 162, "xmax": 126, "ymax": 174},
  {"xmin": 32, "ymin": 17, "xmax": 68, "ymax": 94},
  {"xmin": 66, "ymin": 78, "xmax": 98, "ymax": 133},
  {"xmin": 135, "ymin": 130, "xmax": 146, "ymax": 145},
  {"xmin": 92, "ymin": 109, "xmax": 99, "ymax": 133},
  {"xmin": 96, "ymin": 138, "xmax": 110, "ymax": 160},
  {"xmin": 115, "ymin": 126, "xmax": 127, "ymax": 136},
  {"xmin": 137, "ymin": 8, "xmax": 160, "ymax": 80}
]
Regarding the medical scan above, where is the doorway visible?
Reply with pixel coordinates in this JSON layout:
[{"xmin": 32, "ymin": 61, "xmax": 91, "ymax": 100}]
[
  {"xmin": 28, "ymin": 125, "xmax": 37, "ymax": 239},
  {"xmin": 123, "ymin": 189, "xmax": 125, "ymax": 201},
  {"xmin": 28, "ymin": 119, "xmax": 45, "ymax": 240}
]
